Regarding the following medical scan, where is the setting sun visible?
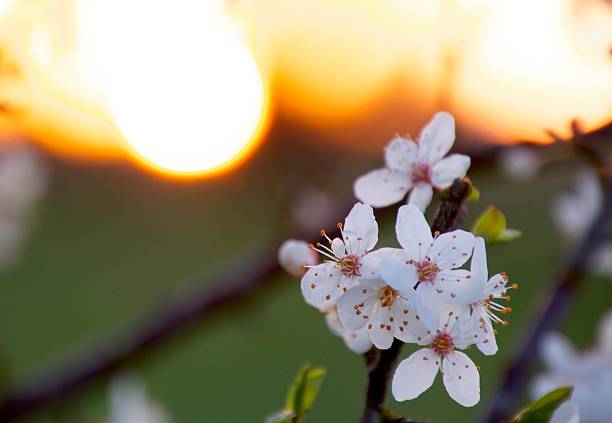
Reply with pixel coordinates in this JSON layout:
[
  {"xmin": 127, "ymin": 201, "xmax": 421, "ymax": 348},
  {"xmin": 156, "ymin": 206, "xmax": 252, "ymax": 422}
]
[{"xmin": 75, "ymin": 0, "xmax": 267, "ymax": 175}]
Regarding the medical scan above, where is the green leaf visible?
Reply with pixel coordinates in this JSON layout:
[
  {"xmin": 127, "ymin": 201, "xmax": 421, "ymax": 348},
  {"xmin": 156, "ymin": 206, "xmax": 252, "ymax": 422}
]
[
  {"xmin": 267, "ymin": 363, "xmax": 326, "ymax": 423},
  {"xmin": 287, "ymin": 364, "xmax": 326, "ymax": 418},
  {"xmin": 472, "ymin": 206, "xmax": 521, "ymax": 244},
  {"xmin": 468, "ymin": 185, "xmax": 480, "ymax": 202},
  {"xmin": 511, "ymin": 386, "xmax": 573, "ymax": 423},
  {"xmin": 473, "ymin": 206, "xmax": 506, "ymax": 239}
]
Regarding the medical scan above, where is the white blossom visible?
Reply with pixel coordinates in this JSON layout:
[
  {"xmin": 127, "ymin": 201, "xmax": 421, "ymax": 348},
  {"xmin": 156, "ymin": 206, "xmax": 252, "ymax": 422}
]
[
  {"xmin": 498, "ymin": 146, "xmax": 540, "ymax": 181},
  {"xmin": 0, "ymin": 146, "xmax": 48, "ymax": 267},
  {"xmin": 442, "ymin": 237, "xmax": 517, "ymax": 356},
  {"xmin": 324, "ymin": 307, "xmax": 373, "ymax": 354},
  {"xmin": 109, "ymin": 373, "xmax": 172, "ymax": 423},
  {"xmin": 300, "ymin": 202, "xmax": 391, "ymax": 308},
  {"xmin": 354, "ymin": 112, "xmax": 470, "ymax": 212},
  {"xmin": 392, "ymin": 308, "xmax": 482, "ymax": 407},
  {"xmin": 552, "ymin": 170, "xmax": 612, "ymax": 278},
  {"xmin": 336, "ymin": 275, "xmax": 427, "ymax": 350},
  {"xmin": 550, "ymin": 401, "xmax": 580, "ymax": 423},
  {"xmin": 379, "ymin": 204, "xmax": 475, "ymax": 330},
  {"xmin": 278, "ymin": 239, "xmax": 318, "ymax": 278},
  {"xmin": 596, "ymin": 309, "xmax": 612, "ymax": 360},
  {"xmin": 532, "ymin": 331, "xmax": 612, "ymax": 423},
  {"xmin": 552, "ymin": 170, "xmax": 601, "ymax": 241}
]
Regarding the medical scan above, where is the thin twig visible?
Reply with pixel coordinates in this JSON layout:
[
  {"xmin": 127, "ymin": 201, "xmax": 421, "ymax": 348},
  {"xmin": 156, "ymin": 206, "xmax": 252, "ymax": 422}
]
[
  {"xmin": 483, "ymin": 178, "xmax": 612, "ymax": 423},
  {"xmin": 360, "ymin": 178, "xmax": 473, "ymax": 423}
]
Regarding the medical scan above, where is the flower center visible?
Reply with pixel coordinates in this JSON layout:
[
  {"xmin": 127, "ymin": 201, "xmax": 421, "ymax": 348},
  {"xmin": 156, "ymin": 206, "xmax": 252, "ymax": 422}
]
[
  {"xmin": 377, "ymin": 286, "xmax": 398, "ymax": 308},
  {"xmin": 415, "ymin": 260, "xmax": 438, "ymax": 284},
  {"xmin": 411, "ymin": 162, "xmax": 431, "ymax": 184},
  {"xmin": 339, "ymin": 254, "xmax": 361, "ymax": 277},
  {"xmin": 430, "ymin": 332, "xmax": 455, "ymax": 356}
]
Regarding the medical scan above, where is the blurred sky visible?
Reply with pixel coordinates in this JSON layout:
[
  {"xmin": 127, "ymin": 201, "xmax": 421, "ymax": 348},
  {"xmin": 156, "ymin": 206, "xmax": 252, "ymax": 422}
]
[{"xmin": 0, "ymin": 0, "xmax": 610, "ymax": 177}]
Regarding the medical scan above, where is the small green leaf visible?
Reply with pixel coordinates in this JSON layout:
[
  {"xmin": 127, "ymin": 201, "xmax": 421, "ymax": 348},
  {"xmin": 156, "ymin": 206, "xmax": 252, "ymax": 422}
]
[
  {"xmin": 268, "ymin": 363, "xmax": 326, "ymax": 423},
  {"xmin": 472, "ymin": 206, "xmax": 521, "ymax": 244},
  {"xmin": 287, "ymin": 364, "xmax": 326, "ymax": 418},
  {"xmin": 473, "ymin": 206, "xmax": 506, "ymax": 240},
  {"xmin": 511, "ymin": 386, "xmax": 573, "ymax": 423},
  {"xmin": 468, "ymin": 185, "xmax": 481, "ymax": 202}
]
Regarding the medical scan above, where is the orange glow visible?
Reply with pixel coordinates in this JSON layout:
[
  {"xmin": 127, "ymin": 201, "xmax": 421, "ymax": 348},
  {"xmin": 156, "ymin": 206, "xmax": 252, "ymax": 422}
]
[
  {"xmin": 0, "ymin": 0, "xmax": 611, "ymax": 169},
  {"xmin": 3, "ymin": 0, "xmax": 269, "ymax": 175}
]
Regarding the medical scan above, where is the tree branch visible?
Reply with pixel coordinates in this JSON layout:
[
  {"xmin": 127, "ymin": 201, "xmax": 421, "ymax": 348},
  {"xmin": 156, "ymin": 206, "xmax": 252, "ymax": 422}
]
[
  {"xmin": 360, "ymin": 178, "xmax": 473, "ymax": 423},
  {"xmin": 483, "ymin": 176, "xmax": 612, "ymax": 423}
]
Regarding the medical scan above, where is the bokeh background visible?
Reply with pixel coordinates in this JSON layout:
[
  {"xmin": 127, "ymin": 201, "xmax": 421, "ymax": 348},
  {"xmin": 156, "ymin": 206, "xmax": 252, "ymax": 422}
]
[{"xmin": 0, "ymin": 0, "xmax": 611, "ymax": 422}]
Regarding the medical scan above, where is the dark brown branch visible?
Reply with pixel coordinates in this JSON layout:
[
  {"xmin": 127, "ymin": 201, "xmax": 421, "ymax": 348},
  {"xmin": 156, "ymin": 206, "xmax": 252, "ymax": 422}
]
[
  {"xmin": 462, "ymin": 120, "xmax": 612, "ymax": 166},
  {"xmin": 360, "ymin": 178, "xmax": 473, "ymax": 423},
  {"xmin": 483, "ymin": 178, "xmax": 612, "ymax": 423}
]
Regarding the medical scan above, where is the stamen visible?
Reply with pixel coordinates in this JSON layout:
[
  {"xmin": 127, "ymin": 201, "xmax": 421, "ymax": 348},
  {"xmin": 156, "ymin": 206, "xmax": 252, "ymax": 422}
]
[{"xmin": 309, "ymin": 244, "xmax": 338, "ymax": 262}]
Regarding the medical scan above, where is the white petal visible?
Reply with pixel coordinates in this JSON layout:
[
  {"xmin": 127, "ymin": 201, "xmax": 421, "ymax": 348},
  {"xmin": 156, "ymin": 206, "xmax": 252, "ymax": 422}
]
[
  {"xmin": 336, "ymin": 281, "xmax": 380, "ymax": 331},
  {"xmin": 418, "ymin": 112, "xmax": 455, "ymax": 164},
  {"xmin": 451, "ymin": 307, "xmax": 485, "ymax": 350},
  {"xmin": 300, "ymin": 262, "xmax": 352, "ymax": 308},
  {"xmin": 550, "ymin": 401, "xmax": 580, "ymax": 423},
  {"xmin": 498, "ymin": 147, "xmax": 540, "ymax": 182},
  {"xmin": 392, "ymin": 348, "xmax": 440, "ymax": 401},
  {"xmin": 431, "ymin": 154, "xmax": 471, "ymax": 189},
  {"xmin": 342, "ymin": 327, "xmax": 374, "ymax": 354},
  {"xmin": 597, "ymin": 309, "xmax": 612, "ymax": 359},
  {"xmin": 395, "ymin": 204, "xmax": 433, "ymax": 260},
  {"xmin": 415, "ymin": 283, "xmax": 445, "ymax": 331},
  {"xmin": 429, "ymin": 230, "xmax": 475, "ymax": 270},
  {"xmin": 379, "ymin": 258, "xmax": 419, "ymax": 298},
  {"xmin": 325, "ymin": 310, "xmax": 373, "ymax": 354},
  {"xmin": 359, "ymin": 248, "xmax": 404, "ymax": 279},
  {"xmin": 408, "ymin": 184, "xmax": 434, "ymax": 212},
  {"xmin": 540, "ymin": 333, "xmax": 578, "ymax": 373},
  {"xmin": 343, "ymin": 202, "xmax": 378, "ymax": 256},
  {"xmin": 354, "ymin": 168, "xmax": 412, "ymax": 208},
  {"xmin": 470, "ymin": 237, "xmax": 488, "ymax": 284},
  {"xmin": 437, "ymin": 269, "xmax": 482, "ymax": 305},
  {"xmin": 552, "ymin": 170, "xmax": 602, "ymax": 240},
  {"xmin": 476, "ymin": 315, "xmax": 499, "ymax": 356},
  {"xmin": 392, "ymin": 297, "xmax": 431, "ymax": 344},
  {"xmin": 367, "ymin": 303, "xmax": 395, "ymax": 349},
  {"xmin": 385, "ymin": 136, "xmax": 419, "ymax": 173},
  {"xmin": 442, "ymin": 351, "xmax": 480, "ymax": 407},
  {"xmin": 331, "ymin": 238, "xmax": 346, "ymax": 258},
  {"xmin": 324, "ymin": 308, "xmax": 345, "ymax": 336},
  {"xmin": 278, "ymin": 240, "xmax": 318, "ymax": 278},
  {"xmin": 485, "ymin": 273, "xmax": 510, "ymax": 298},
  {"xmin": 592, "ymin": 243, "xmax": 612, "ymax": 278}
]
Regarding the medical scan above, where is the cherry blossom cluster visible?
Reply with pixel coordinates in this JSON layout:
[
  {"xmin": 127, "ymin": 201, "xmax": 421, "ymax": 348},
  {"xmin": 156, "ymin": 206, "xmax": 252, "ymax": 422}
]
[
  {"xmin": 278, "ymin": 112, "xmax": 517, "ymax": 407},
  {"xmin": 532, "ymin": 310, "xmax": 612, "ymax": 423}
]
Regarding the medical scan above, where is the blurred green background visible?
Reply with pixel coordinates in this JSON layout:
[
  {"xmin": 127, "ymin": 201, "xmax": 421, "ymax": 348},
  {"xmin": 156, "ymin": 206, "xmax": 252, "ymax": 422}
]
[{"xmin": 0, "ymin": 134, "xmax": 610, "ymax": 423}]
